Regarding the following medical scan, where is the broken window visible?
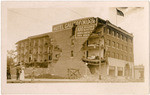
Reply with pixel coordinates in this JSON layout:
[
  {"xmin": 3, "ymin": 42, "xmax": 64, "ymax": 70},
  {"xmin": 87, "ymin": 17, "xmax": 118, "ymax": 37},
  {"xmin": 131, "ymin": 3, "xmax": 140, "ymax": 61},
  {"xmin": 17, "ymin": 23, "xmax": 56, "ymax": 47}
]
[
  {"xmin": 71, "ymin": 39, "xmax": 74, "ymax": 46},
  {"xmin": 112, "ymin": 41, "xmax": 115, "ymax": 47},
  {"xmin": 71, "ymin": 51, "xmax": 74, "ymax": 57},
  {"xmin": 72, "ymin": 24, "xmax": 77, "ymax": 36}
]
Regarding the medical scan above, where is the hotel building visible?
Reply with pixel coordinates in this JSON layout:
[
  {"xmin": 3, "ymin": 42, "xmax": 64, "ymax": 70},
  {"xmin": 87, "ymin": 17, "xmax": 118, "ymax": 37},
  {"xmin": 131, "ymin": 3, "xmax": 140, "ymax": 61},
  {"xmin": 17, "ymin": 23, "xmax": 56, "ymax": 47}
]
[{"xmin": 16, "ymin": 17, "xmax": 134, "ymax": 79}]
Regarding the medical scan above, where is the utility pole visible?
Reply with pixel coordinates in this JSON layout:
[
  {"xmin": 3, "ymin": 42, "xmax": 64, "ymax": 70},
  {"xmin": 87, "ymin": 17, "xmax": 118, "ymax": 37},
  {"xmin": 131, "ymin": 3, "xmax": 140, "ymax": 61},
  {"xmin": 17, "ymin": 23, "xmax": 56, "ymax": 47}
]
[
  {"xmin": 98, "ymin": 32, "xmax": 102, "ymax": 80},
  {"xmin": 98, "ymin": 27, "xmax": 105, "ymax": 80}
]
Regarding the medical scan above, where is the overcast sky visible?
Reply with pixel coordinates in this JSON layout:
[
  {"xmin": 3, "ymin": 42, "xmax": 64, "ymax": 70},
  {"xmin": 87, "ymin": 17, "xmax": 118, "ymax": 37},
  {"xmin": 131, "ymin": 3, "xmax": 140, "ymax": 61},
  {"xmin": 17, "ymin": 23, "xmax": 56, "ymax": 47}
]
[{"xmin": 6, "ymin": 5, "xmax": 148, "ymax": 66}]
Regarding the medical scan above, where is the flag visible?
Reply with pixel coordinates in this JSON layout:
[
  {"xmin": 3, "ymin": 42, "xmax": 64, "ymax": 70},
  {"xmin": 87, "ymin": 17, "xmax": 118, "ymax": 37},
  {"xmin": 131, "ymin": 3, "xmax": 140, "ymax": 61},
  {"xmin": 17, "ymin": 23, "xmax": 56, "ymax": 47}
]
[{"xmin": 116, "ymin": 8, "xmax": 124, "ymax": 16}]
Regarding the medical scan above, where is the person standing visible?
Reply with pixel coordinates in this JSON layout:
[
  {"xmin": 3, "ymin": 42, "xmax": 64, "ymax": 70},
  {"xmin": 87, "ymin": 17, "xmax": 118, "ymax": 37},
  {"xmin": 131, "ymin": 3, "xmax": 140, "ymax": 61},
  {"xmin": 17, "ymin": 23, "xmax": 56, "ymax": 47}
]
[
  {"xmin": 16, "ymin": 62, "xmax": 21, "ymax": 80},
  {"xmin": 16, "ymin": 67, "xmax": 20, "ymax": 80},
  {"xmin": 19, "ymin": 61, "xmax": 25, "ymax": 81}
]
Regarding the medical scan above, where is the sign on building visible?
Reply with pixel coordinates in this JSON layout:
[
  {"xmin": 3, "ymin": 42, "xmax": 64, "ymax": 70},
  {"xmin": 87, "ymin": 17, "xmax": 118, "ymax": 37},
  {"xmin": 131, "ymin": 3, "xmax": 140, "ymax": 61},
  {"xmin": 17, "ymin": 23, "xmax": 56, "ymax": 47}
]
[{"xmin": 52, "ymin": 17, "xmax": 97, "ymax": 37}]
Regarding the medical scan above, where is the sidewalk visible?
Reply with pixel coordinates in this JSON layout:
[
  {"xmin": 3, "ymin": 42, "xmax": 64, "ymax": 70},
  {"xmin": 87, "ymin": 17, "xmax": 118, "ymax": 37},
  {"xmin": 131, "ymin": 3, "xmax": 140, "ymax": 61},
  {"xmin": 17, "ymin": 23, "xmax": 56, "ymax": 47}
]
[
  {"xmin": 7, "ymin": 77, "xmax": 144, "ymax": 83},
  {"xmin": 7, "ymin": 78, "xmax": 92, "ymax": 83}
]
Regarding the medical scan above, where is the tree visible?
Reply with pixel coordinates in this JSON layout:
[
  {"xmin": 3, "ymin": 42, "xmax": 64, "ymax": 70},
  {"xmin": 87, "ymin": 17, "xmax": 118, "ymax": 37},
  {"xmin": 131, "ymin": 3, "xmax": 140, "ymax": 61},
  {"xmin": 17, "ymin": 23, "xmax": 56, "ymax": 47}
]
[{"xmin": 7, "ymin": 49, "xmax": 17, "ymax": 79}]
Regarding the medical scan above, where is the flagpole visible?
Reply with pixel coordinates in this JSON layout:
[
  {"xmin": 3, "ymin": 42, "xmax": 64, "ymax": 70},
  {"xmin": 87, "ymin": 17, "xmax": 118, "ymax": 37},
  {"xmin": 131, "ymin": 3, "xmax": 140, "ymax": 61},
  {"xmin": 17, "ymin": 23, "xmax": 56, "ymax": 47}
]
[{"xmin": 116, "ymin": 8, "xmax": 117, "ymax": 26}]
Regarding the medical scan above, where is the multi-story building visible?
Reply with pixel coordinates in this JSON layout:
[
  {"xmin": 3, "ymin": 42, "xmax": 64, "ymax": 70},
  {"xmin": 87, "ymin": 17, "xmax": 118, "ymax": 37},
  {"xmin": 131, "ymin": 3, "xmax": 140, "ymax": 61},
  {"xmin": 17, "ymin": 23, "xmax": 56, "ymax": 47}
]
[
  {"xmin": 134, "ymin": 65, "xmax": 144, "ymax": 80},
  {"xmin": 16, "ymin": 33, "xmax": 53, "ymax": 64},
  {"xmin": 16, "ymin": 17, "xmax": 134, "ymax": 79}
]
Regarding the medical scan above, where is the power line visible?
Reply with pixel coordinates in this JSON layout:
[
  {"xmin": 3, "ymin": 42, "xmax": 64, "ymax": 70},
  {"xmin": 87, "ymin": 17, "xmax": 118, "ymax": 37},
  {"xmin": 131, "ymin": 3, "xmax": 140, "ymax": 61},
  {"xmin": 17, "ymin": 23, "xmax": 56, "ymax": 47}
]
[
  {"xmin": 65, "ymin": 8, "xmax": 86, "ymax": 18},
  {"xmin": 8, "ymin": 9, "xmax": 52, "ymax": 29}
]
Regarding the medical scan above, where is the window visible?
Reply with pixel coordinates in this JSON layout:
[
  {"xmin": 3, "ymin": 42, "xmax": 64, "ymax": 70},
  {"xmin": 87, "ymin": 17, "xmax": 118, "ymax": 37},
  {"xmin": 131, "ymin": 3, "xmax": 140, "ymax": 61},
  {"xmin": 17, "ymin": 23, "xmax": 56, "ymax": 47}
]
[
  {"xmin": 125, "ymin": 46, "xmax": 127, "ymax": 51},
  {"xmin": 116, "ymin": 32, "xmax": 118, "ymax": 37},
  {"xmin": 122, "ymin": 35, "xmax": 124, "ymax": 40},
  {"xmin": 114, "ymin": 31, "xmax": 116, "ymax": 36},
  {"xmin": 72, "ymin": 24, "xmax": 77, "ymax": 36},
  {"xmin": 29, "ymin": 50, "xmax": 32, "ymax": 54},
  {"xmin": 107, "ymin": 51, "xmax": 110, "ymax": 57},
  {"xmin": 112, "ymin": 41, "xmax": 115, "ymax": 47},
  {"xmin": 121, "ymin": 44, "xmax": 123, "ymax": 50},
  {"xmin": 131, "ymin": 38, "xmax": 133, "ymax": 43},
  {"xmin": 108, "ymin": 29, "xmax": 111, "ymax": 35},
  {"xmin": 120, "ymin": 54, "xmax": 123, "ymax": 60},
  {"xmin": 118, "ymin": 33, "xmax": 120, "ymax": 38},
  {"xmin": 107, "ymin": 39, "xmax": 111, "ymax": 46},
  {"xmin": 124, "ymin": 36, "xmax": 127, "ymax": 42},
  {"xmin": 107, "ymin": 28, "xmax": 111, "ymax": 34},
  {"xmin": 120, "ymin": 34, "xmax": 122, "ymax": 40},
  {"xmin": 86, "ymin": 51, "xmax": 88, "ymax": 58},
  {"xmin": 55, "ymin": 54, "xmax": 60, "ymax": 58},
  {"xmin": 71, "ymin": 51, "xmax": 74, "ymax": 57},
  {"xmin": 112, "ymin": 52, "xmax": 115, "ymax": 58},
  {"xmin": 112, "ymin": 31, "xmax": 114, "ymax": 36},
  {"xmin": 71, "ymin": 39, "xmax": 74, "ymax": 45},
  {"xmin": 116, "ymin": 43, "xmax": 119, "ymax": 49},
  {"xmin": 130, "ymin": 57, "xmax": 132, "ymax": 61},
  {"xmin": 129, "ymin": 47, "xmax": 132, "ymax": 52},
  {"xmin": 124, "ymin": 55, "xmax": 127, "ymax": 61},
  {"xmin": 29, "ymin": 57, "xmax": 31, "ymax": 62},
  {"xmin": 87, "ymin": 40, "xmax": 88, "ymax": 46},
  {"xmin": 128, "ymin": 38, "xmax": 131, "ymax": 43},
  {"xmin": 116, "ymin": 53, "xmax": 119, "ymax": 59},
  {"xmin": 49, "ymin": 55, "xmax": 52, "ymax": 60},
  {"xmin": 118, "ymin": 67, "xmax": 123, "ymax": 76}
]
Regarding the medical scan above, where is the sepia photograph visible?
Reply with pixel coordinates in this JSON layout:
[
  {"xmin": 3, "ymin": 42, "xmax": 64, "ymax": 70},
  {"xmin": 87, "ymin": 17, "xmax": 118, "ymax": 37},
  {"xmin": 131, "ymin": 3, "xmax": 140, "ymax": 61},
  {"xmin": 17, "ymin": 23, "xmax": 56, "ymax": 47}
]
[{"xmin": 1, "ymin": 1, "xmax": 149, "ymax": 94}]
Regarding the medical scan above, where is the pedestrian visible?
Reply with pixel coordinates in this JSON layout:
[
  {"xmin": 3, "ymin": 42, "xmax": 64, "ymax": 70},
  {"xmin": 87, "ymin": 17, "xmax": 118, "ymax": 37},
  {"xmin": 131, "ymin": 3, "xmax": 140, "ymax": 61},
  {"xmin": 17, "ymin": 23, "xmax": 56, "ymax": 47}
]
[
  {"xmin": 16, "ymin": 62, "xmax": 20, "ymax": 80},
  {"xmin": 20, "ymin": 67, "xmax": 25, "ymax": 81},
  {"xmin": 20, "ymin": 61, "xmax": 25, "ymax": 82},
  {"xmin": 31, "ymin": 67, "xmax": 35, "ymax": 81}
]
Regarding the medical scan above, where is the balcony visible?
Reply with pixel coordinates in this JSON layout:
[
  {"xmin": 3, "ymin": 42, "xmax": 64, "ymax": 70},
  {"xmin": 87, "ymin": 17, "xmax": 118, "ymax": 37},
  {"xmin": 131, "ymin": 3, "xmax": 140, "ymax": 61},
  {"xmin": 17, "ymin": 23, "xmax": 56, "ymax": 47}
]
[
  {"xmin": 43, "ymin": 51, "xmax": 48, "ymax": 54},
  {"xmin": 83, "ymin": 43, "xmax": 99, "ymax": 50},
  {"xmin": 89, "ymin": 33, "xmax": 99, "ymax": 38},
  {"xmin": 33, "ymin": 44, "xmax": 38, "ymax": 47},
  {"xmin": 82, "ymin": 56, "xmax": 106, "ymax": 66},
  {"xmin": 44, "ymin": 42, "xmax": 48, "ymax": 46}
]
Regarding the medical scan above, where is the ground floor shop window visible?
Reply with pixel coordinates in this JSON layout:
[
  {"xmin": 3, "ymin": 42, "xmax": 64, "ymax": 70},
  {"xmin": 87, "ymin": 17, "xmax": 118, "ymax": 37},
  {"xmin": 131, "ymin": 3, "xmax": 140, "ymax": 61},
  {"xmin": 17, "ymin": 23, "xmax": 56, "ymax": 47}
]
[
  {"xmin": 118, "ymin": 67, "xmax": 123, "ymax": 76},
  {"xmin": 118, "ymin": 71, "xmax": 123, "ymax": 76},
  {"xmin": 109, "ymin": 66, "xmax": 115, "ymax": 76},
  {"xmin": 109, "ymin": 70, "xmax": 115, "ymax": 76}
]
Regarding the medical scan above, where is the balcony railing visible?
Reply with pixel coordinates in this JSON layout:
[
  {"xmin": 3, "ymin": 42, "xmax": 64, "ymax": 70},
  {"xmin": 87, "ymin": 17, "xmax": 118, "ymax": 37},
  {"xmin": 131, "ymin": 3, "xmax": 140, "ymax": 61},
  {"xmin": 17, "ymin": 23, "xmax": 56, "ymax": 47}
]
[
  {"xmin": 83, "ymin": 43, "xmax": 99, "ymax": 50},
  {"xmin": 89, "ymin": 33, "xmax": 99, "ymax": 38},
  {"xmin": 82, "ymin": 56, "xmax": 106, "ymax": 65}
]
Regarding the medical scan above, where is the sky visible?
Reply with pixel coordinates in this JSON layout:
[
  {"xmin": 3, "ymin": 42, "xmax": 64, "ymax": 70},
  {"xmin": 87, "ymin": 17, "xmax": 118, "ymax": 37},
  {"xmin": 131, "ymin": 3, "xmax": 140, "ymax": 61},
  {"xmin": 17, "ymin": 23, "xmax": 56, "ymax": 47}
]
[{"xmin": 6, "ymin": 6, "xmax": 148, "ymax": 66}]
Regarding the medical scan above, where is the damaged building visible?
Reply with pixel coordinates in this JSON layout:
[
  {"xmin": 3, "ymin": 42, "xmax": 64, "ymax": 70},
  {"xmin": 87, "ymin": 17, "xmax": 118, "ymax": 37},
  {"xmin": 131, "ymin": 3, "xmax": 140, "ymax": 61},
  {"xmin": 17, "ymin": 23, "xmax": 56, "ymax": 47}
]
[{"xmin": 16, "ymin": 17, "xmax": 134, "ymax": 79}]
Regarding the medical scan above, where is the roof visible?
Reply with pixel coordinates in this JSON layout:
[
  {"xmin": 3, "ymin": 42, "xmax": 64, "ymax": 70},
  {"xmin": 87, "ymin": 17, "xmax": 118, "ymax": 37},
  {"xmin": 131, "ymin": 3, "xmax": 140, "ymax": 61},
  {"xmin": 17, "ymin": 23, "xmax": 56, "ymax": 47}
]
[
  {"xmin": 134, "ymin": 65, "xmax": 144, "ymax": 69},
  {"xmin": 16, "ymin": 17, "xmax": 133, "ymax": 44},
  {"xmin": 96, "ymin": 17, "xmax": 133, "ymax": 37},
  {"xmin": 16, "ymin": 32, "xmax": 52, "ymax": 44},
  {"xmin": 28, "ymin": 32, "xmax": 50, "ymax": 39},
  {"xmin": 106, "ymin": 21, "xmax": 133, "ymax": 37},
  {"xmin": 52, "ymin": 17, "xmax": 133, "ymax": 37}
]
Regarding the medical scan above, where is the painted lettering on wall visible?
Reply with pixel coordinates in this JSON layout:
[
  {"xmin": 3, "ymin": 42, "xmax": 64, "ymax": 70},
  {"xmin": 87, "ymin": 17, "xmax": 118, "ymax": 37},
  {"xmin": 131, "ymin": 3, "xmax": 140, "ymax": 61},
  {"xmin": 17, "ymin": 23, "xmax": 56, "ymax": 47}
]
[{"xmin": 52, "ymin": 17, "xmax": 97, "ymax": 32}]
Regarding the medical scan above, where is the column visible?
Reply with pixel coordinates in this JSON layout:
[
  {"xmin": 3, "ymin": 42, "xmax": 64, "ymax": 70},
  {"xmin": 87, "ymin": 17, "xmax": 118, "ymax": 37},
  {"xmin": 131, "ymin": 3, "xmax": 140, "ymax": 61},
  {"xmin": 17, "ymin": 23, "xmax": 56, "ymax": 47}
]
[
  {"xmin": 122, "ymin": 67, "xmax": 125, "ymax": 76},
  {"xmin": 107, "ymin": 65, "xmax": 109, "ymax": 75},
  {"xmin": 132, "ymin": 64, "xmax": 134, "ymax": 79},
  {"xmin": 115, "ymin": 66, "xmax": 118, "ymax": 77}
]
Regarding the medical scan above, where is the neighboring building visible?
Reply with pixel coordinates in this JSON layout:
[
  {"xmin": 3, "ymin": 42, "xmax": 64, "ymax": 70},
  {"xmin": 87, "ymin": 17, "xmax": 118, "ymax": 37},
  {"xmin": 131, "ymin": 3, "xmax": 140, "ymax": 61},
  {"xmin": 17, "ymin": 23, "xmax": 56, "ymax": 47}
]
[
  {"xmin": 16, "ymin": 17, "xmax": 134, "ymax": 79},
  {"xmin": 16, "ymin": 33, "xmax": 53, "ymax": 64},
  {"xmin": 134, "ymin": 65, "xmax": 144, "ymax": 80}
]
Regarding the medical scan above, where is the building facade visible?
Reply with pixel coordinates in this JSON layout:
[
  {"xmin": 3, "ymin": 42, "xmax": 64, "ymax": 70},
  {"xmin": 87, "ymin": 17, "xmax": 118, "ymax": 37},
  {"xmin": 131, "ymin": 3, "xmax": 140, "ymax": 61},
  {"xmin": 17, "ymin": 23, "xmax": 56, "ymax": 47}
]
[
  {"xmin": 16, "ymin": 33, "xmax": 53, "ymax": 64},
  {"xmin": 134, "ymin": 65, "xmax": 144, "ymax": 80},
  {"xmin": 16, "ymin": 17, "xmax": 134, "ymax": 79}
]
